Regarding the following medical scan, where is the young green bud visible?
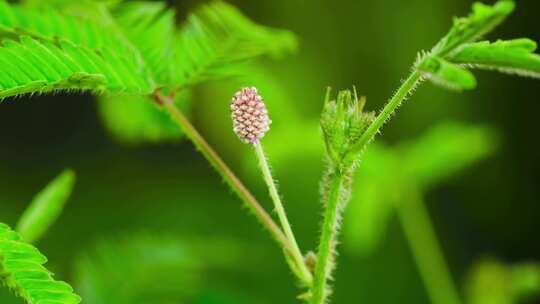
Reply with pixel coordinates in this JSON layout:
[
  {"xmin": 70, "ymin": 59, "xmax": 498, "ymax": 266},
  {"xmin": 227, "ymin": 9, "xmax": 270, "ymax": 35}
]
[
  {"xmin": 231, "ymin": 87, "xmax": 272, "ymax": 144},
  {"xmin": 320, "ymin": 87, "xmax": 375, "ymax": 167}
]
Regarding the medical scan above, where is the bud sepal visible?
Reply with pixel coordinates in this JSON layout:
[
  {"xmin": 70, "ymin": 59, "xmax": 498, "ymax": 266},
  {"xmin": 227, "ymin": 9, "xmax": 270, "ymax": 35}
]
[{"xmin": 320, "ymin": 87, "xmax": 376, "ymax": 168}]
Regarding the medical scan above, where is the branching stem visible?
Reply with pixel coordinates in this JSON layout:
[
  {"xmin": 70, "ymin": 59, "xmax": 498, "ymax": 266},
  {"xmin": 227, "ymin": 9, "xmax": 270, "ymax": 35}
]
[
  {"xmin": 311, "ymin": 170, "xmax": 346, "ymax": 304},
  {"xmin": 253, "ymin": 142, "xmax": 313, "ymax": 285},
  {"xmin": 155, "ymin": 92, "xmax": 290, "ymax": 255},
  {"xmin": 346, "ymin": 70, "xmax": 423, "ymax": 164}
]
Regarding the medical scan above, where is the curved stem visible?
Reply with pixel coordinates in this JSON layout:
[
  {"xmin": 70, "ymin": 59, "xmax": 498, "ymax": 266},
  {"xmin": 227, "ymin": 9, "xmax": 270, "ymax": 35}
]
[
  {"xmin": 311, "ymin": 170, "xmax": 345, "ymax": 304},
  {"xmin": 396, "ymin": 187, "xmax": 462, "ymax": 304},
  {"xmin": 155, "ymin": 92, "xmax": 290, "ymax": 254},
  {"xmin": 346, "ymin": 70, "xmax": 423, "ymax": 164},
  {"xmin": 253, "ymin": 142, "xmax": 312, "ymax": 285}
]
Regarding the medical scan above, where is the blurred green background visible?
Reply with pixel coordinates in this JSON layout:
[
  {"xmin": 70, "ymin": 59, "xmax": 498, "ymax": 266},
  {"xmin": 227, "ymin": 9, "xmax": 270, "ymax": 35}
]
[{"xmin": 1, "ymin": 0, "xmax": 540, "ymax": 303}]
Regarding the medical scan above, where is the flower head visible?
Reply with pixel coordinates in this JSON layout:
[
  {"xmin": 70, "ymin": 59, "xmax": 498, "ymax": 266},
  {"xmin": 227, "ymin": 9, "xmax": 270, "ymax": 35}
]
[{"xmin": 231, "ymin": 87, "xmax": 271, "ymax": 144}]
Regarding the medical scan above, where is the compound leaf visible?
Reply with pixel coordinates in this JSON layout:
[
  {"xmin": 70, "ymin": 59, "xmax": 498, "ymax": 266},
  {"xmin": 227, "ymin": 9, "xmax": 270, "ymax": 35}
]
[
  {"xmin": 433, "ymin": 1, "xmax": 515, "ymax": 56},
  {"xmin": 99, "ymin": 1, "xmax": 298, "ymax": 144},
  {"xmin": 0, "ymin": 35, "xmax": 153, "ymax": 100},
  {"xmin": 173, "ymin": 0, "xmax": 297, "ymax": 88},
  {"xmin": 0, "ymin": 223, "xmax": 81, "ymax": 304},
  {"xmin": 0, "ymin": 1, "xmax": 154, "ymax": 99},
  {"xmin": 112, "ymin": 1, "xmax": 177, "ymax": 85},
  {"xmin": 449, "ymin": 39, "xmax": 540, "ymax": 79}
]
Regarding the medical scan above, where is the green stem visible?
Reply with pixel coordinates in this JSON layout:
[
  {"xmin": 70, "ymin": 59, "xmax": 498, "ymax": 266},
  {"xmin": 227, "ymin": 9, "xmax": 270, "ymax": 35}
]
[
  {"xmin": 346, "ymin": 70, "xmax": 423, "ymax": 164},
  {"xmin": 253, "ymin": 142, "xmax": 313, "ymax": 285},
  {"xmin": 156, "ymin": 92, "xmax": 291, "ymax": 256},
  {"xmin": 311, "ymin": 170, "xmax": 346, "ymax": 304},
  {"xmin": 396, "ymin": 187, "xmax": 462, "ymax": 304}
]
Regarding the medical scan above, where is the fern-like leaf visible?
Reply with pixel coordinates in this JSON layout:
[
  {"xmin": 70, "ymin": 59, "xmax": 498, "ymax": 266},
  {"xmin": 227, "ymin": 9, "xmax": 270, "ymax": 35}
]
[
  {"xmin": 97, "ymin": 1, "xmax": 297, "ymax": 144},
  {"xmin": 0, "ymin": 222, "xmax": 81, "ymax": 304},
  {"xmin": 172, "ymin": 0, "xmax": 297, "ymax": 87},
  {"xmin": 0, "ymin": 35, "xmax": 153, "ymax": 100},
  {"xmin": 112, "ymin": 1, "xmax": 177, "ymax": 85},
  {"xmin": 0, "ymin": 0, "xmax": 126, "ymax": 52},
  {"xmin": 0, "ymin": 0, "xmax": 154, "ymax": 99}
]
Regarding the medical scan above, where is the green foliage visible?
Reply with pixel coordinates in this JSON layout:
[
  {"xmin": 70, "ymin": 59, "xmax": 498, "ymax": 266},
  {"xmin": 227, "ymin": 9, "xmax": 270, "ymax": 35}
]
[
  {"xmin": 320, "ymin": 88, "xmax": 375, "ymax": 167},
  {"xmin": 0, "ymin": 0, "xmax": 125, "ymax": 50},
  {"xmin": 417, "ymin": 1, "xmax": 540, "ymax": 91},
  {"xmin": 0, "ymin": 35, "xmax": 153, "ymax": 100},
  {"xmin": 465, "ymin": 259, "xmax": 540, "ymax": 304},
  {"xmin": 344, "ymin": 122, "xmax": 498, "ymax": 256},
  {"xmin": 432, "ymin": 1, "xmax": 515, "ymax": 56},
  {"xmin": 418, "ymin": 56, "xmax": 477, "ymax": 91},
  {"xmin": 172, "ymin": 1, "xmax": 297, "ymax": 88},
  {"xmin": 0, "ymin": 0, "xmax": 297, "ymax": 142},
  {"xmin": 0, "ymin": 0, "xmax": 153, "ymax": 99},
  {"xmin": 16, "ymin": 169, "xmax": 76, "ymax": 244},
  {"xmin": 449, "ymin": 39, "xmax": 540, "ymax": 79},
  {"xmin": 101, "ymin": 0, "xmax": 297, "ymax": 144},
  {"xmin": 111, "ymin": 1, "xmax": 177, "ymax": 85},
  {"xmin": 0, "ymin": 223, "xmax": 81, "ymax": 304}
]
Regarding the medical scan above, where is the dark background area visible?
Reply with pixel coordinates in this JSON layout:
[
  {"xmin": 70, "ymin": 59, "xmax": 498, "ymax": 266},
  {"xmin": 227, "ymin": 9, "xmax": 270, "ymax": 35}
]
[{"xmin": 1, "ymin": 0, "xmax": 539, "ymax": 303}]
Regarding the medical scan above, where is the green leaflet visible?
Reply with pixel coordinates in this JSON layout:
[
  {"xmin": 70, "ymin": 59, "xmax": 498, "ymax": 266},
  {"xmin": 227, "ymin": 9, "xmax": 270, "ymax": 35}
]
[
  {"xmin": 16, "ymin": 169, "xmax": 76, "ymax": 244},
  {"xmin": 0, "ymin": 36, "xmax": 153, "ymax": 100},
  {"xmin": 432, "ymin": 1, "xmax": 515, "ymax": 56},
  {"xmin": 0, "ymin": 223, "xmax": 81, "ymax": 304},
  {"xmin": 465, "ymin": 259, "xmax": 540, "ymax": 304},
  {"xmin": 114, "ymin": 0, "xmax": 297, "ymax": 88},
  {"xmin": 112, "ymin": 1, "xmax": 177, "ymax": 85},
  {"xmin": 0, "ymin": 0, "xmax": 154, "ymax": 98},
  {"xmin": 449, "ymin": 39, "xmax": 540, "ymax": 79},
  {"xmin": 0, "ymin": 0, "xmax": 127, "ymax": 51},
  {"xmin": 173, "ymin": 0, "xmax": 298, "ymax": 88},
  {"xmin": 417, "ymin": 2, "xmax": 540, "ymax": 92},
  {"xmin": 98, "ymin": 91, "xmax": 191, "ymax": 144},
  {"xmin": 418, "ymin": 56, "xmax": 477, "ymax": 91}
]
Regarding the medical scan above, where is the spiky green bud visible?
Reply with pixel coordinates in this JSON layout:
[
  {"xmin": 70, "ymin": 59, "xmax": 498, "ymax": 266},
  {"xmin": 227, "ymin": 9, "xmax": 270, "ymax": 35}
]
[{"xmin": 320, "ymin": 87, "xmax": 375, "ymax": 167}]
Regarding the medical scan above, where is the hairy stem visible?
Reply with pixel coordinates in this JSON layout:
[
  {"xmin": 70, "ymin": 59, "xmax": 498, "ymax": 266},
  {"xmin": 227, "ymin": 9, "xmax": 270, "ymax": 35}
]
[
  {"xmin": 396, "ymin": 187, "xmax": 461, "ymax": 304},
  {"xmin": 155, "ymin": 93, "xmax": 291, "ymax": 255},
  {"xmin": 311, "ymin": 170, "xmax": 346, "ymax": 304},
  {"xmin": 253, "ymin": 142, "xmax": 313, "ymax": 285},
  {"xmin": 346, "ymin": 70, "xmax": 423, "ymax": 164}
]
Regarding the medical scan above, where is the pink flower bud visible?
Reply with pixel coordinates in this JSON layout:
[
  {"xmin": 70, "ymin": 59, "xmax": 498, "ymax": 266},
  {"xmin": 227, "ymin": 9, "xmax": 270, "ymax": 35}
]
[{"xmin": 231, "ymin": 87, "xmax": 271, "ymax": 144}]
